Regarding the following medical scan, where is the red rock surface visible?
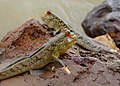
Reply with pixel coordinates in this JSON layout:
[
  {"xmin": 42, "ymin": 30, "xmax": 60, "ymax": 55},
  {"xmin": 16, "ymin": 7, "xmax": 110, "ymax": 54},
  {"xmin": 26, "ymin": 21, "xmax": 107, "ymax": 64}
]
[{"xmin": 0, "ymin": 19, "xmax": 52, "ymax": 59}]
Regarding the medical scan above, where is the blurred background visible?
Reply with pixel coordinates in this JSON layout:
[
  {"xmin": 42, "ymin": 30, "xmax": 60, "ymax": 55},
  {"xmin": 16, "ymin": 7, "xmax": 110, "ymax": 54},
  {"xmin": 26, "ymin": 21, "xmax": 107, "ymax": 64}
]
[{"xmin": 0, "ymin": 0, "xmax": 103, "ymax": 39}]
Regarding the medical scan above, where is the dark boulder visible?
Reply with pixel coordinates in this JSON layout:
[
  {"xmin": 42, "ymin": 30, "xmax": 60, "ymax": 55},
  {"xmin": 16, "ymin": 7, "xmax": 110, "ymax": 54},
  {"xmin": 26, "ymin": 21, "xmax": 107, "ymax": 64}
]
[{"xmin": 82, "ymin": 0, "xmax": 120, "ymax": 48}]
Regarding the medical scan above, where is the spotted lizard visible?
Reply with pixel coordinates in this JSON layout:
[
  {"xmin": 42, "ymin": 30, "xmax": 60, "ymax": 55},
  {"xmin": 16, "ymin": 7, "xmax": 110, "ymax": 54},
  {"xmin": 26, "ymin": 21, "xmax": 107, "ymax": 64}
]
[
  {"xmin": 41, "ymin": 11, "xmax": 120, "ymax": 72},
  {"xmin": 41, "ymin": 11, "xmax": 120, "ymax": 54},
  {"xmin": 0, "ymin": 30, "xmax": 77, "ymax": 80}
]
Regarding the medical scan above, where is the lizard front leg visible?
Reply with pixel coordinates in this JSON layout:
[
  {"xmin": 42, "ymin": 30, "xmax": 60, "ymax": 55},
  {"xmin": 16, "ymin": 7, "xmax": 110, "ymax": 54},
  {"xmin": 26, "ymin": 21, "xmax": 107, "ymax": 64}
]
[{"xmin": 52, "ymin": 47, "xmax": 66, "ymax": 67}]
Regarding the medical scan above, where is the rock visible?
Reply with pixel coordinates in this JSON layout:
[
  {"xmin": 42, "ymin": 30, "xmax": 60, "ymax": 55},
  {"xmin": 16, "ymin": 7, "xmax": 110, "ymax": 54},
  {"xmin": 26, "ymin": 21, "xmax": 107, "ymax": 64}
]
[
  {"xmin": 0, "ymin": 48, "xmax": 5, "ymax": 63},
  {"xmin": 0, "ymin": 19, "xmax": 52, "ymax": 59},
  {"xmin": 1, "ymin": 55, "xmax": 120, "ymax": 86},
  {"xmin": 94, "ymin": 34, "xmax": 119, "ymax": 51},
  {"xmin": 82, "ymin": 0, "xmax": 120, "ymax": 48},
  {"xmin": 107, "ymin": 60, "xmax": 120, "ymax": 72}
]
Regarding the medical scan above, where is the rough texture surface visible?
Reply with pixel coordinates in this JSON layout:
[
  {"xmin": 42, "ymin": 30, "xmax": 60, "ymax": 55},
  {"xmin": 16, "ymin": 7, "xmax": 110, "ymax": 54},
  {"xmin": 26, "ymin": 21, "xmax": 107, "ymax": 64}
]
[
  {"xmin": 0, "ymin": 19, "xmax": 52, "ymax": 59},
  {"xmin": 82, "ymin": 0, "xmax": 120, "ymax": 48},
  {"xmin": 0, "ymin": 18, "xmax": 120, "ymax": 86},
  {"xmin": 0, "ymin": 44, "xmax": 120, "ymax": 86}
]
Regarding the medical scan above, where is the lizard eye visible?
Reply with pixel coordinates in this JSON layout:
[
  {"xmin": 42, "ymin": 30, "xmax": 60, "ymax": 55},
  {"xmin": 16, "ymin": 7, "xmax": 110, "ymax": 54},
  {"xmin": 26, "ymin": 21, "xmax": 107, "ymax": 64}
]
[
  {"xmin": 70, "ymin": 30, "xmax": 74, "ymax": 32},
  {"xmin": 47, "ymin": 11, "xmax": 52, "ymax": 15}
]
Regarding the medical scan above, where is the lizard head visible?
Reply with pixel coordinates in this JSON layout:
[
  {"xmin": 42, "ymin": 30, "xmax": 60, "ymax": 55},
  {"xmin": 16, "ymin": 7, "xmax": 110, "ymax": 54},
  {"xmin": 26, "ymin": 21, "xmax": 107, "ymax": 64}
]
[
  {"xmin": 41, "ymin": 11, "xmax": 56, "ymax": 28},
  {"xmin": 41, "ymin": 11, "xmax": 66, "ymax": 29},
  {"xmin": 58, "ymin": 29, "xmax": 77, "ymax": 54}
]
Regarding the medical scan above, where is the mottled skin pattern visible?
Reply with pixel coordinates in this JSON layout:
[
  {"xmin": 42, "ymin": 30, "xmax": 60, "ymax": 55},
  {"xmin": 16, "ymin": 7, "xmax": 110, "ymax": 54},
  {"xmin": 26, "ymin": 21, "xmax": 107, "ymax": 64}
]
[
  {"xmin": 41, "ymin": 11, "xmax": 118, "ymax": 53},
  {"xmin": 0, "ymin": 31, "xmax": 77, "ymax": 80},
  {"xmin": 41, "ymin": 11, "xmax": 120, "ymax": 72}
]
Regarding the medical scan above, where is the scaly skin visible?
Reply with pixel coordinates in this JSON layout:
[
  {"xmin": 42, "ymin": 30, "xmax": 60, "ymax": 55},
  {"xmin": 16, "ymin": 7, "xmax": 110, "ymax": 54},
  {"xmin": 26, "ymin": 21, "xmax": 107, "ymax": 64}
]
[
  {"xmin": 0, "ymin": 30, "xmax": 77, "ymax": 80},
  {"xmin": 41, "ymin": 11, "xmax": 120, "ymax": 73},
  {"xmin": 41, "ymin": 11, "xmax": 118, "ymax": 53}
]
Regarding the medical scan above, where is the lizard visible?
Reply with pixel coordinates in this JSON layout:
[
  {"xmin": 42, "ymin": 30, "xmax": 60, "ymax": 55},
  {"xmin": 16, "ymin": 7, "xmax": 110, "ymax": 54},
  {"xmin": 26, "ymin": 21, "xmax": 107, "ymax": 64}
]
[
  {"xmin": 41, "ymin": 11, "xmax": 120, "ymax": 55},
  {"xmin": 41, "ymin": 11, "xmax": 120, "ymax": 72},
  {"xmin": 0, "ymin": 30, "xmax": 77, "ymax": 80}
]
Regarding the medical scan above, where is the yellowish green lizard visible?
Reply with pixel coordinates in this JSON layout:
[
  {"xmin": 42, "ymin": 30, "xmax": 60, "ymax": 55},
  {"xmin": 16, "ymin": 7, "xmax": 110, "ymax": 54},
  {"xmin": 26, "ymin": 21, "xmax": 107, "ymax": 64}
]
[
  {"xmin": 41, "ymin": 11, "xmax": 120, "ymax": 72},
  {"xmin": 0, "ymin": 30, "xmax": 77, "ymax": 80},
  {"xmin": 41, "ymin": 11, "xmax": 119, "ymax": 54}
]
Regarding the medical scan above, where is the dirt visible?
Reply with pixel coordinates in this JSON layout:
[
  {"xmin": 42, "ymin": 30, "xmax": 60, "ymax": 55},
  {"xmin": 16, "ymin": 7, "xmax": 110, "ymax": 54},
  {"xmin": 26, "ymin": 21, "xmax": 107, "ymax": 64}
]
[{"xmin": 0, "ymin": 55, "xmax": 120, "ymax": 86}]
